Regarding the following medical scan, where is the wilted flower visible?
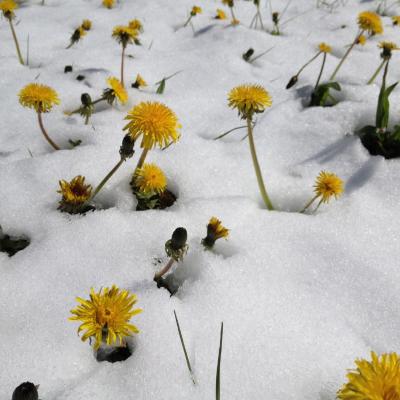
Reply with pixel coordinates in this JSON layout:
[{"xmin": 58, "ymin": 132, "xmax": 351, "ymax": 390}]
[
  {"xmin": 337, "ymin": 352, "xmax": 400, "ymax": 400},
  {"xmin": 228, "ymin": 84, "xmax": 272, "ymax": 119},
  {"xmin": 67, "ymin": 26, "xmax": 86, "ymax": 48},
  {"xmin": 202, "ymin": 217, "xmax": 229, "ymax": 249},
  {"xmin": 58, "ymin": 175, "xmax": 92, "ymax": 213},
  {"xmin": 124, "ymin": 102, "xmax": 181, "ymax": 150},
  {"xmin": 19, "ymin": 83, "xmax": 60, "ymax": 113},
  {"xmin": 69, "ymin": 285, "xmax": 142, "ymax": 350},
  {"xmin": 358, "ymin": 11, "xmax": 383, "ymax": 35},
  {"xmin": 132, "ymin": 74, "xmax": 147, "ymax": 89},
  {"xmin": 135, "ymin": 163, "xmax": 167, "ymax": 194},
  {"xmin": 318, "ymin": 42, "xmax": 331, "ymax": 53}
]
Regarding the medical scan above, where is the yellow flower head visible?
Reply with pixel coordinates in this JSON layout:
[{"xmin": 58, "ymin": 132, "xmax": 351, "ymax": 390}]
[
  {"xmin": 202, "ymin": 217, "xmax": 229, "ymax": 248},
  {"xmin": 19, "ymin": 83, "xmax": 60, "ymax": 113},
  {"xmin": 318, "ymin": 42, "xmax": 331, "ymax": 53},
  {"xmin": 129, "ymin": 18, "xmax": 143, "ymax": 32},
  {"xmin": 124, "ymin": 102, "xmax": 181, "ymax": 150},
  {"xmin": 357, "ymin": 11, "xmax": 383, "ymax": 35},
  {"xmin": 135, "ymin": 163, "xmax": 167, "ymax": 194},
  {"xmin": 378, "ymin": 41, "xmax": 399, "ymax": 52},
  {"xmin": 112, "ymin": 25, "xmax": 138, "ymax": 46},
  {"xmin": 337, "ymin": 352, "xmax": 400, "ymax": 400},
  {"xmin": 133, "ymin": 74, "xmax": 147, "ymax": 88},
  {"xmin": 106, "ymin": 77, "xmax": 128, "ymax": 104},
  {"xmin": 357, "ymin": 34, "xmax": 367, "ymax": 45},
  {"xmin": 58, "ymin": 176, "xmax": 92, "ymax": 205},
  {"xmin": 69, "ymin": 285, "xmax": 142, "ymax": 350},
  {"xmin": 81, "ymin": 19, "xmax": 92, "ymax": 31},
  {"xmin": 215, "ymin": 9, "xmax": 227, "ymax": 20},
  {"xmin": 313, "ymin": 171, "xmax": 344, "ymax": 203},
  {"xmin": 392, "ymin": 16, "xmax": 400, "ymax": 26},
  {"xmin": 191, "ymin": 5, "xmax": 202, "ymax": 16},
  {"xmin": 228, "ymin": 84, "xmax": 272, "ymax": 119},
  {"xmin": 0, "ymin": 0, "xmax": 17, "ymax": 18},
  {"xmin": 102, "ymin": 0, "xmax": 115, "ymax": 9}
]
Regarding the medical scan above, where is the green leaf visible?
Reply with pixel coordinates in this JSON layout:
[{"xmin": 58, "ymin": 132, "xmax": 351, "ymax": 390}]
[
  {"xmin": 216, "ymin": 322, "xmax": 224, "ymax": 400},
  {"xmin": 156, "ymin": 78, "xmax": 166, "ymax": 94},
  {"xmin": 376, "ymin": 81, "xmax": 398, "ymax": 129}
]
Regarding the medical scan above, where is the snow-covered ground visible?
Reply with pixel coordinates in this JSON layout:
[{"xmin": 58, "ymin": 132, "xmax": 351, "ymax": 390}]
[{"xmin": 1, "ymin": 0, "xmax": 400, "ymax": 398}]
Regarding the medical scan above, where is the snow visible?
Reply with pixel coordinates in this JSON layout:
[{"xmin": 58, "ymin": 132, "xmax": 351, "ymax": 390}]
[{"xmin": 1, "ymin": 0, "xmax": 400, "ymax": 398}]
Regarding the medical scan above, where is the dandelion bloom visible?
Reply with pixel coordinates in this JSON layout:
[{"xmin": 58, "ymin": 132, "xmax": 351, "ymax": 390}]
[
  {"xmin": 191, "ymin": 6, "xmax": 202, "ymax": 15},
  {"xmin": 124, "ymin": 102, "xmax": 181, "ymax": 149},
  {"xmin": 81, "ymin": 19, "xmax": 92, "ymax": 31},
  {"xmin": 128, "ymin": 19, "xmax": 143, "ymax": 32},
  {"xmin": 215, "ymin": 9, "xmax": 227, "ymax": 20},
  {"xmin": 207, "ymin": 217, "xmax": 229, "ymax": 240},
  {"xmin": 106, "ymin": 77, "xmax": 128, "ymax": 104},
  {"xmin": 69, "ymin": 285, "xmax": 142, "ymax": 350},
  {"xmin": 318, "ymin": 42, "xmax": 331, "ymax": 53},
  {"xmin": 135, "ymin": 163, "xmax": 167, "ymax": 194},
  {"xmin": 358, "ymin": 11, "xmax": 383, "ymax": 35},
  {"xmin": 102, "ymin": 0, "xmax": 115, "ymax": 9},
  {"xmin": 228, "ymin": 84, "xmax": 272, "ymax": 119},
  {"xmin": 378, "ymin": 41, "xmax": 399, "ymax": 51},
  {"xmin": 133, "ymin": 74, "xmax": 147, "ymax": 88},
  {"xmin": 19, "ymin": 83, "xmax": 60, "ymax": 113},
  {"xmin": 337, "ymin": 352, "xmax": 400, "ymax": 400},
  {"xmin": 58, "ymin": 176, "xmax": 92, "ymax": 206},
  {"xmin": 357, "ymin": 35, "xmax": 367, "ymax": 45},
  {"xmin": 314, "ymin": 171, "xmax": 343, "ymax": 203},
  {"xmin": 112, "ymin": 25, "xmax": 138, "ymax": 45},
  {"xmin": 0, "ymin": 0, "xmax": 17, "ymax": 18}
]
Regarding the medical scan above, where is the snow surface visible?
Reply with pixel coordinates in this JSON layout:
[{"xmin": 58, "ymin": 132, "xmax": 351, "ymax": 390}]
[{"xmin": 1, "ymin": 0, "xmax": 400, "ymax": 399}]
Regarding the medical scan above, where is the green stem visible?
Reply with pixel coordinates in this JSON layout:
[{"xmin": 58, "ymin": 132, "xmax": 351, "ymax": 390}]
[
  {"xmin": 37, "ymin": 111, "xmax": 60, "ymax": 150},
  {"xmin": 8, "ymin": 18, "xmax": 24, "ymax": 65},
  {"xmin": 230, "ymin": 6, "xmax": 237, "ymax": 22},
  {"xmin": 300, "ymin": 194, "xmax": 318, "ymax": 213},
  {"xmin": 135, "ymin": 148, "xmax": 149, "ymax": 171},
  {"xmin": 216, "ymin": 322, "xmax": 224, "ymax": 400},
  {"xmin": 295, "ymin": 51, "xmax": 321, "ymax": 79},
  {"xmin": 329, "ymin": 30, "xmax": 364, "ymax": 81},
  {"xmin": 121, "ymin": 45, "xmax": 126, "ymax": 88},
  {"xmin": 314, "ymin": 53, "xmax": 326, "ymax": 90},
  {"xmin": 183, "ymin": 15, "xmax": 192, "ymax": 27},
  {"xmin": 67, "ymin": 97, "xmax": 106, "ymax": 115},
  {"xmin": 154, "ymin": 258, "xmax": 174, "ymax": 280},
  {"xmin": 246, "ymin": 117, "xmax": 274, "ymax": 210},
  {"xmin": 90, "ymin": 158, "xmax": 125, "ymax": 201},
  {"xmin": 367, "ymin": 59, "xmax": 386, "ymax": 85}
]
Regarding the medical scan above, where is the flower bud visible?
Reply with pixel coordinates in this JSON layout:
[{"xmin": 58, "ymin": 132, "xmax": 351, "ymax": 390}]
[
  {"xmin": 286, "ymin": 75, "xmax": 298, "ymax": 89},
  {"xmin": 119, "ymin": 134, "xmax": 135, "ymax": 160},
  {"xmin": 81, "ymin": 93, "xmax": 92, "ymax": 107},
  {"xmin": 12, "ymin": 382, "xmax": 39, "ymax": 400},
  {"xmin": 242, "ymin": 48, "xmax": 254, "ymax": 62}
]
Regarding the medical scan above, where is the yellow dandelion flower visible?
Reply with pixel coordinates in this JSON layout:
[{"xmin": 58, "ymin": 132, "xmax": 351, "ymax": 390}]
[
  {"xmin": 129, "ymin": 18, "xmax": 143, "ymax": 32},
  {"xmin": 318, "ymin": 42, "xmax": 331, "ymax": 53},
  {"xmin": 358, "ymin": 11, "xmax": 383, "ymax": 35},
  {"xmin": 81, "ymin": 19, "xmax": 92, "ymax": 31},
  {"xmin": 133, "ymin": 74, "xmax": 147, "ymax": 88},
  {"xmin": 392, "ymin": 16, "xmax": 400, "ymax": 26},
  {"xmin": 102, "ymin": 0, "xmax": 115, "ymax": 9},
  {"xmin": 69, "ymin": 285, "xmax": 142, "ymax": 350},
  {"xmin": 215, "ymin": 9, "xmax": 227, "ymax": 19},
  {"xmin": 19, "ymin": 83, "xmax": 60, "ymax": 113},
  {"xmin": 337, "ymin": 352, "xmax": 400, "ymax": 400},
  {"xmin": 0, "ymin": 0, "xmax": 17, "ymax": 18},
  {"xmin": 112, "ymin": 25, "xmax": 138, "ymax": 46},
  {"xmin": 202, "ymin": 217, "xmax": 229, "ymax": 248},
  {"xmin": 124, "ymin": 102, "xmax": 181, "ymax": 150},
  {"xmin": 313, "ymin": 171, "xmax": 343, "ymax": 203},
  {"xmin": 378, "ymin": 41, "xmax": 399, "ymax": 51},
  {"xmin": 191, "ymin": 5, "xmax": 202, "ymax": 15},
  {"xmin": 135, "ymin": 163, "xmax": 167, "ymax": 194},
  {"xmin": 357, "ymin": 34, "xmax": 367, "ymax": 45},
  {"xmin": 228, "ymin": 84, "xmax": 272, "ymax": 119},
  {"xmin": 107, "ymin": 77, "xmax": 128, "ymax": 104},
  {"xmin": 58, "ymin": 176, "xmax": 92, "ymax": 205}
]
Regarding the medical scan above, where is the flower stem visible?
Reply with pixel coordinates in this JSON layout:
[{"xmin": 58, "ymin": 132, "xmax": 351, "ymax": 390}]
[
  {"xmin": 314, "ymin": 53, "xmax": 326, "ymax": 90},
  {"xmin": 67, "ymin": 97, "xmax": 106, "ymax": 115},
  {"xmin": 295, "ymin": 51, "xmax": 321, "ymax": 78},
  {"xmin": 90, "ymin": 158, "xmax": 125, "ymax": 201},
  {"xmin": 183, "ymin": 15, "xmax": 192, "ymax": 27},
  {"xmin": 8, "ymin": 18, "xmax": 24, "ymax": 65},
  {"xmin": 121, "ymin": 45, "xmax": 126, "ymax": 88},
  {"xmin": 230, "ymin": 7, "xmax": 236, "ymax": 22},
  {"xmin": 154, "ymin": 257, "xmax": 175, "ymax": 280},
  {"xmin": 135, "ymin": 148, "xmax": 149, "ymax": 171},
  {"xmin": 37, "ymin": 111, "xmax": 60, "ymax": 150},
  {"xmin": 300, "ymin": 194, "xmax": 318, "ymax": 213},
  {"xmin": 246, "ymin": 117, "xmax": 274, "ymax": 210},
  {"xmin": 368, "ymin": 59, "xmax": 386, "ymax": 85},
  {"xmin": 329, "ymin": 30, "xmax": 363, "ymax": 81}
]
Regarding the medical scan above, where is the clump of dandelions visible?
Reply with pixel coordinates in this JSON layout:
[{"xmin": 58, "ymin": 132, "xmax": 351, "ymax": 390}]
[
  {"xmin": 112, "ymin": 25, "xmax": 138, "ymax": 87},
  {"xmin": 330, "ymin": 11, "xmax": 383, "ymax": 80},
  {"xmin": 301, "ymin": 171, "xmax": 344, "ymax": 213},
  {"xmin": 123, "ymin": 101, "xmax": 181, "ymax": 174},
  {"xmin": 19, "ymin": 83, "xmax": 61, "ymax": 150},
  {"xmin": 337, "ymin": 351, "xmax": 400, "ymax": 400},
  {"xmin": 0, "ymin": 0, "xmax": 24, "ymax": 65},
  {"xmin": 202, "ymin": 217, "xmax": 229, "ymax": 249},
  {"xmin": 69, "ymin": 285, "xmax": 142, "ymax": 350},
  {"xmin": 228, "ymin": 84, "xmax": 274, "ymax": 210},
  {"xmin": 58, "ymin": 175, "xmax": 93, "ymax": 214}
]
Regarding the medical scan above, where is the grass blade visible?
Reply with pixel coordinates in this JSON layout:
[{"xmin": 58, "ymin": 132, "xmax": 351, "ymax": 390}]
[
  {"xmin": 174, "ymin": 310, "xmax": 196, "ymax": 385},
  {"xmin": 216, "ymin": 322, "xmax": 224, "ymax": 400}
]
